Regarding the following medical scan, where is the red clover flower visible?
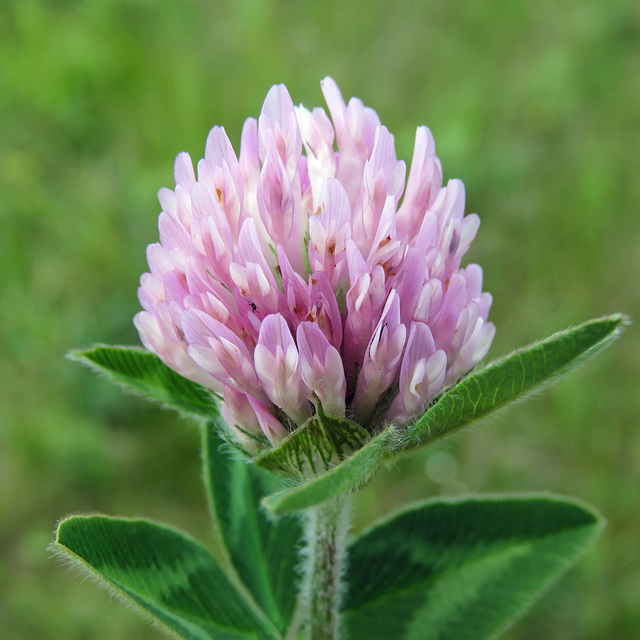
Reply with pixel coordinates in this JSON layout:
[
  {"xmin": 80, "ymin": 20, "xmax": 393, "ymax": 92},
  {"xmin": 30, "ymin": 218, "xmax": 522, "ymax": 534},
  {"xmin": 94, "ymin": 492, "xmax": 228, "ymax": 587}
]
[{"xmin": 134, "ymin": 78, "xmax": 495, "ymax": 446}]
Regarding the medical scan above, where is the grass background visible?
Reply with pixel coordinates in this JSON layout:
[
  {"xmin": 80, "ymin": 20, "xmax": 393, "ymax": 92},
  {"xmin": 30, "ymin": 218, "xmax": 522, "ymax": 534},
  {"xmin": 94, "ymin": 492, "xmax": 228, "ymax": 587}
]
[{"xmin": 1, "ymin": 0, "xmax": 638, "ymax": 637}]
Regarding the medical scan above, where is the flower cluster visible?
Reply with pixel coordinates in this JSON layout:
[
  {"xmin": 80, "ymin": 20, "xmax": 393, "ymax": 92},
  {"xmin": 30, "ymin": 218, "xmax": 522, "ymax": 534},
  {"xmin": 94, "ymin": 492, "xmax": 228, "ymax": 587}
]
[{"xmin": 135, "ymin": 78, "xmax": 494, "ymax": 446}]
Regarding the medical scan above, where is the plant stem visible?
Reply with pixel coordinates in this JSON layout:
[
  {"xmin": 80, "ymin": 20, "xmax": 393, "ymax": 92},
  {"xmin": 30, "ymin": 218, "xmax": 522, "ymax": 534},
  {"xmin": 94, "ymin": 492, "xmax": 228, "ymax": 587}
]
[{"xmin": 301, "ymin": 496, "xmax": 350, "ymax": 640}]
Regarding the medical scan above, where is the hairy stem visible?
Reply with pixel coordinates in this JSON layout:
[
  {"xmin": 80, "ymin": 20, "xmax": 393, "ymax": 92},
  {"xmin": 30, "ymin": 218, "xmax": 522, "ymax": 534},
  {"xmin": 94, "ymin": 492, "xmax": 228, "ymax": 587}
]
[{"xmin": 301, "ymin": 496, "xmax": 351, "ymax": 640}]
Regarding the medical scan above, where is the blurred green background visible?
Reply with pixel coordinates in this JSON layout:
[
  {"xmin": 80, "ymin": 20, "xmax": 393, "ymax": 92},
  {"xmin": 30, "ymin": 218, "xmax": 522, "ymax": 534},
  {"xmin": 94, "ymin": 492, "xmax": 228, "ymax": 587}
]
[{"xmin": 1, "ymin": 0, "xmax": 638, "ymax": 637}]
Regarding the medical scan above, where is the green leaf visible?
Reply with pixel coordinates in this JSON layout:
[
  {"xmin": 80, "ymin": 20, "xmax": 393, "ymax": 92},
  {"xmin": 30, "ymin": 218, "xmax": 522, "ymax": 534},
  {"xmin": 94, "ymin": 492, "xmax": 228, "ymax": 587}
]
[
  {"xmin": 55, "ymin": 516, "xmax": 281, "ymax": 640},
  {"xmin": 261, "ymin": 426, "xmax": 395, "ymax": 515},
  {"xmin": 403, "ymin": 314, "xmax": 627, "ymax": 450},
  {"xmin": 70, "ymin": 345, "xmax": 219, "ymax": 418},
  {"xmin": 203, "ymin": 419, "xmax": 303, "ymax": 632},
  {"xmin": 254, "ymin": 405, "xmax": 370, "ymax": 478},
  {"xmin": 343, "ymin": 495, "xmax": 602, "ymax": 640}
]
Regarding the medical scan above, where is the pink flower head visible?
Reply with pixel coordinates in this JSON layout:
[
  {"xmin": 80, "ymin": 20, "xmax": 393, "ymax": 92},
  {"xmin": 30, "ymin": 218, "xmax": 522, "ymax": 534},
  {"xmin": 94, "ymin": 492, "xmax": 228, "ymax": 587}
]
[{"xmin": 135, "ymin": 78, "xmax": 495, "ymax": 446}]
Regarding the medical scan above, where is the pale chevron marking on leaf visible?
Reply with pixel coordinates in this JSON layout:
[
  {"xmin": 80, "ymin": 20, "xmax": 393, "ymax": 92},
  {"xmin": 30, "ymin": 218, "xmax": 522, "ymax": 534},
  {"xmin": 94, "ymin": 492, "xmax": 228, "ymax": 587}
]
[
  {"xmin": 343, "ymin": 496, "xmax": 602, "ymax": 640},
  {"xmin": 55, "ymin": 516, "xmax": 281, "ymax": 640}
]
